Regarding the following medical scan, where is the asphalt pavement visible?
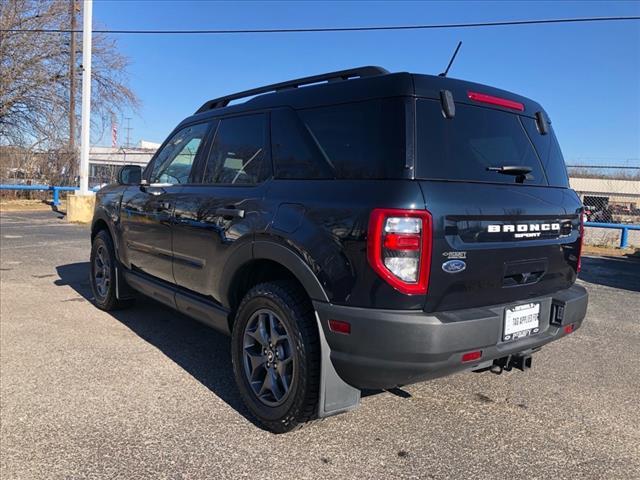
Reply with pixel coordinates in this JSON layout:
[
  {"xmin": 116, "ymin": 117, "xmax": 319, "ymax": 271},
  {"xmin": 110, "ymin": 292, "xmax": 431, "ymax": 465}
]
[{"xmin": 1, "ymin": 210, "xmax": 639, "ymax": 479}]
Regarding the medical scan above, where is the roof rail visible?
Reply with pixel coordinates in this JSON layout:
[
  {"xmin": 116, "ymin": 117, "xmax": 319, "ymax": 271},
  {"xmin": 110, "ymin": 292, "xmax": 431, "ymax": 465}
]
[{"xmin": 195, "ymin": 66, "xmax": 389, "ymax": 114}]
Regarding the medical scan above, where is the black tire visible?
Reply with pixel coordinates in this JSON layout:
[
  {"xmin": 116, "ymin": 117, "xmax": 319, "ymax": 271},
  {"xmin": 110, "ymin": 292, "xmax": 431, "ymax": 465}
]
[
  {"xmin": 90, "ymin": 230, "xmax": 134, "ymax": 311},
  {"xmin": 231, "ymin": 281, "xmax": 320, "ymax": 433}
]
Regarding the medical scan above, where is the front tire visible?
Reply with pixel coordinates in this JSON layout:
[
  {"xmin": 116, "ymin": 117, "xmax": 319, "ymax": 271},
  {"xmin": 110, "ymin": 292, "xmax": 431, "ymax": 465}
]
[
  {"xmin": 231, "ymin": 281, "xmax": 320, "ymax": 433},
  {"xmin": 90, "ymin": 230, "xmax": 133, "ymax": 311}
]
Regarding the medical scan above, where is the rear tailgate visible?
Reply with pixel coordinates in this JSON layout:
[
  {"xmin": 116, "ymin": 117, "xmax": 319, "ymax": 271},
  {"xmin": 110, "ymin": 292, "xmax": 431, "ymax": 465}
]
[
  {"xmin": 415, "ymin": 97, "xmax": 582, "ymax": 312},
  {"xmin": 420, "ymin": 181, "xmax": 581, "ymax": 312}
]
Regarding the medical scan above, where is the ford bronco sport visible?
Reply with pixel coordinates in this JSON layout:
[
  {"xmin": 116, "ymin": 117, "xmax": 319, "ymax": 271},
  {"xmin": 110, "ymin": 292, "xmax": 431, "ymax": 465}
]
[{"xmin": 90, "ymin": 66, "xmax": 588, "ymax": 433}]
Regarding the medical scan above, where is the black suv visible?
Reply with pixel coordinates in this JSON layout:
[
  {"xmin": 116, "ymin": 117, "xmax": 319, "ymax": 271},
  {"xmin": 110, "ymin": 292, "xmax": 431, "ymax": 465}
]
[{"xmin": 90, "ymin": 66, "xmax": 588, "ymax": 433}]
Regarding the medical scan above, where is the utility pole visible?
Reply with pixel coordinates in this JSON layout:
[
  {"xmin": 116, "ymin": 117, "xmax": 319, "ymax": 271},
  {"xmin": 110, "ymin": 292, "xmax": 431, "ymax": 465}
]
[
  {"xmin": 68, "ymin": 0, "xmax": 77, "ymax": 164},
  {"xmin": 78, "ymin": 0, "xmax": 92, "ymax": 195},
  {"xmin": 124, "ymin": 117, "xmax": 132, "ymax": 148}
]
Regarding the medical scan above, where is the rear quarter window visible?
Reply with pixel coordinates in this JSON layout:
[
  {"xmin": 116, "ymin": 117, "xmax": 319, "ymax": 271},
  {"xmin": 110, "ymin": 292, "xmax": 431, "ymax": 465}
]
[
  {"xmin": 271, "ymin": 108, "xmax": 334, "ymax": 179},
  {"xmin": 297, "ymin": 98, "xmax": 406, "ymax": 179},
  {"xmin": 416, "ymin": 99, "xmax": 547, "ymax": 185}
]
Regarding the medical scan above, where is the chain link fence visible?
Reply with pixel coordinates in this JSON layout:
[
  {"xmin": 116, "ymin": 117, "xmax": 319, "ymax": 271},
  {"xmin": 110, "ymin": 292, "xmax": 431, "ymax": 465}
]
[
  {"xmin": 2, "ymin": 149, "xmax": 639, "ymax": 247},
  {"xmin": 568, "ymin": 164, "xmax": 640, "ymax": 248},
  {"xmin": 0, "ymin": 148, "xmax": 155, "ymax": 202}
]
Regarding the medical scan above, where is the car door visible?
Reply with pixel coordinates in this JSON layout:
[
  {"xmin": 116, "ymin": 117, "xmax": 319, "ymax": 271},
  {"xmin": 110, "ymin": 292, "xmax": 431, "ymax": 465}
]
[
  {"xmin": 171, "ymin": 113, "xmax": 273, "ymax": 303},
  {"xmin": 120, "ymin": 122, "xmax": 211, "ymax": 283}
]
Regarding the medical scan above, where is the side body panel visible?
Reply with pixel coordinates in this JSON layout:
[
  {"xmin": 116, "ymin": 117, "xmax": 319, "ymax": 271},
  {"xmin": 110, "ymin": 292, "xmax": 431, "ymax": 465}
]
[
  {"xmin": 170, "ymin": 183, "xmax": 273, "ymax": 305},
  {"xmin": 261, "ymin": 179, "xmax": 427, "ymax": 310},
  {"xmin": 118, "ymin": 185, "xmax": 180, "ymax": 283},
  {"xmin": 92, "ymin": 184, "xmax": 126, "ymax": 256}
]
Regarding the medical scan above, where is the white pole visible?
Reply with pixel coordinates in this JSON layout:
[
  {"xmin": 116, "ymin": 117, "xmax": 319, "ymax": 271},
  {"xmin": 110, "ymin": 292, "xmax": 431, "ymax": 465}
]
[{"xmin": 79, "ymin": 0, "xmax": 92, "ymax": 195}]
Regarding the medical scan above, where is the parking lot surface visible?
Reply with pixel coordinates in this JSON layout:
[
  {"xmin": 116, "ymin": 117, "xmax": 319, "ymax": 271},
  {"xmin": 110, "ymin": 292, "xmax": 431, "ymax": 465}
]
[{"xmin": 1, "ymin": 210, "xmax": 639, "ymax": 479}]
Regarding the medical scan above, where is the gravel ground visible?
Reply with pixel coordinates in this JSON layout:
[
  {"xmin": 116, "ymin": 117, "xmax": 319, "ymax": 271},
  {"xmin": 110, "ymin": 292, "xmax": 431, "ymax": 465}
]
[{"xmin": 1, "ymin": 210, "xmax": 639, "ymax": 480}]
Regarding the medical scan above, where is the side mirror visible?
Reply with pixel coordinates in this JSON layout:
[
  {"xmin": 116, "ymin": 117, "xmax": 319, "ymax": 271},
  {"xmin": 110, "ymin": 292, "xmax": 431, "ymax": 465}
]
[{"xmin": 117, "ymin": 165, "xmax": 142, "ymax": 185}]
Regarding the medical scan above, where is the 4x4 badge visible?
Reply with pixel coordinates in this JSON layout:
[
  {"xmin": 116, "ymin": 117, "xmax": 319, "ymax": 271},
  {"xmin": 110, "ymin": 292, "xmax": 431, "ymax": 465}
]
[{"xmin": 442, "ymin": 251, "xmax": 467, "ymax": 259}]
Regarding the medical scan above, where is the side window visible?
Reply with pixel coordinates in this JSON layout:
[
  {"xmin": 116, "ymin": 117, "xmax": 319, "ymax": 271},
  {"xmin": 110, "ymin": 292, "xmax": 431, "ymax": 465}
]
[
  {"xmin": 149, "ymin": 123, "xmax": 210, "ymax": 184},
  {"xmin": 521, "ymin": 117, "xmax": 569, "ymax": 187},
  {"xmin": 203, "ymin": 114, "xmax": 269, "ymax": 185},
  {"xmin": 297, "ymin": 99, "xmax": 406, "ymax": 179},
  {"xmin": 271, "ymin": 108, "xmax": 333, "ymax": 179}
]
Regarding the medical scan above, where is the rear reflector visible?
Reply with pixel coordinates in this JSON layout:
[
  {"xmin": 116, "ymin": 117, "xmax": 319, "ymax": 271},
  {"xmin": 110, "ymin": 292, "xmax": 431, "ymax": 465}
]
[
  {"xmin": 462, "ymin": 350, "xmax": 482, "ymax": 362},
  {"xmin": 467, "ymin": 91, "xmax": 525, "ymax": 112},
  {"xmin": 383, "ymin": 233, "xmax": 421, "ymax": 250},
  {"xmin": 564, "ymin": 324, "xmax": 575, "ymax": 334},
  {"xmin": 577, "ymin": 213, "xmax": 585, "ymax": 273},
  {"xmin": 328, "ymin": 319, "xmax": 351, "ymax": 335}
]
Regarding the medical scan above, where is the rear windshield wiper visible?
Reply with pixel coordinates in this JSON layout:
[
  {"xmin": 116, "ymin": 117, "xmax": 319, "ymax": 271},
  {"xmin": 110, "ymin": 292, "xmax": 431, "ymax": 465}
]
[
  {"xmin": 486, "ymin": 165, "xmax": 533, "ymax": 184},
  {"xmin": 486, "ymin": 165, "xmax": 533, "ymax": 175}
]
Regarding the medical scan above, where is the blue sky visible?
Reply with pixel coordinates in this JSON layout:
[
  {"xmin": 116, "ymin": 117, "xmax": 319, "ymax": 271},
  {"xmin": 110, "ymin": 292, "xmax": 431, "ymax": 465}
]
[{"xmin": 93, "ymin": 0, "xmax": 640, "ymax": 166}]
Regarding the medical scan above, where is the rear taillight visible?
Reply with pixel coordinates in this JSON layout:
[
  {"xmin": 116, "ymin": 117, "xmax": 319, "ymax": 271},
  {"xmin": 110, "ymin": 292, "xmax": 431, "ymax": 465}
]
[
  {"xmin": 367, "ymin": 208, "xmax": 432, "ymax": 295},
  {"xmin": 577, "ymin": 213, "xmax": 585, "ymax": 273}
]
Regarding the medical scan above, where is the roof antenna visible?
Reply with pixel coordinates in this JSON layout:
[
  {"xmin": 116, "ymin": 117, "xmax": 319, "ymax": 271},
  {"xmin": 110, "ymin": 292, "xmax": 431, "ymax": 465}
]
[{"xmin": 439, "ymin": 41, "xmax": 462, "ymax": 77}]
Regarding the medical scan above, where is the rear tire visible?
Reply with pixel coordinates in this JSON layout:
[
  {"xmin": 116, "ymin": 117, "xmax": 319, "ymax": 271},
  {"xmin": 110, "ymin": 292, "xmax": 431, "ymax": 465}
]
[
  {"xmin": 90, "ymin": 230, "xmax": 134, "ymax": 311},
  {"xmin": 231, "ymin": 281, "xmax": 320, "ymax": 433}
]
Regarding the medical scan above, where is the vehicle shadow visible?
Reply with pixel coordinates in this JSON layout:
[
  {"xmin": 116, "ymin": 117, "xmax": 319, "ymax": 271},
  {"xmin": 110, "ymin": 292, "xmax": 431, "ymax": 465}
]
[
  {"xmin": 578, "ymin": 255, "xmax": 640, "ymax": 292},
  {"xmin": 54, "ymin": 261, "xmax": 260, "ymax": 428}
]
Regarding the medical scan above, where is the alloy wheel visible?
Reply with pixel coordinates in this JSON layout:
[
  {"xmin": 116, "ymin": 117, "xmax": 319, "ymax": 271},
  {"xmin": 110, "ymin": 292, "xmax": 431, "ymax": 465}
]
[
  {"xmin": 242, "ymin": 308, "xmax": 295, "ymax": 407},
  {"xmin": 93, "ymin": 244, "xmax": 111, "ymax": 298}
]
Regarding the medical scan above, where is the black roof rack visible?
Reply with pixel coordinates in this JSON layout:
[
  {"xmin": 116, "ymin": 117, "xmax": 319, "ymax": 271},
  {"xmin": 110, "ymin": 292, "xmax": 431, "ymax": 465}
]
[{"xmin": 195, "ymin": 66, "xmax": 389, "ymax": 114}]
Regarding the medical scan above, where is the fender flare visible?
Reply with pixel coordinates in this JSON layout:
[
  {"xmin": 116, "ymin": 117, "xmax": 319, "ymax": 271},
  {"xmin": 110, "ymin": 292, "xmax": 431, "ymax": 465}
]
[
  {"xmin": 91, "ymin": 211, "xmax": 120, "ymax": 256},
  {"xmin": 252, "ymin": 240, "xmax": 330, "ymax": 303},
  {"xmin": 90, "ymin": 210, "xmax": 135, "ymax": 300}
]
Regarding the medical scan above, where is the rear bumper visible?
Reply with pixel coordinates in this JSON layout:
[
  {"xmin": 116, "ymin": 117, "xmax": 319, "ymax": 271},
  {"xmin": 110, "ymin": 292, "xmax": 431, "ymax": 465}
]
[{"xmin": 313, "ymin": 284, "xmax": 588, "ymax": 390}]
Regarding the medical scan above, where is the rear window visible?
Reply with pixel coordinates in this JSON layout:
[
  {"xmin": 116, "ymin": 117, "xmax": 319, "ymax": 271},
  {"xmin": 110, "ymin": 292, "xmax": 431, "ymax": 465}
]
[
  {"xmin": 297, "ymin": 99, "xmax": 405, "ymax": 179},
  {"xmin": 416, "ymin": 99, "xmax": 547, "ymax": 185}
]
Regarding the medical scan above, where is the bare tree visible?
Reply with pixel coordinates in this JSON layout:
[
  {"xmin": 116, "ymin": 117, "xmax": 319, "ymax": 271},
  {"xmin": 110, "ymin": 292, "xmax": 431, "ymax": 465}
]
[{"xmin": 0, "ymin": 0, "xmax": 138, "ymax": 182}]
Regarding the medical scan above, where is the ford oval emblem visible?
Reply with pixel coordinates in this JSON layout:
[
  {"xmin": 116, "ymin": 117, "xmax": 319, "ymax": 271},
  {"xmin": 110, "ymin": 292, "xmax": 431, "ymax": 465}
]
[{"xmin": 442, "ymin": 259, "xmax": 466, "ymax": 273}]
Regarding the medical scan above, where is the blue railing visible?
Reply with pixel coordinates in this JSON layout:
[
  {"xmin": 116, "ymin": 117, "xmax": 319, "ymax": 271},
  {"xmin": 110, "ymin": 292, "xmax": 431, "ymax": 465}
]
[
  {"xmin": 584, "ymin": 222, "xmax": 640, "ymax": 248},
  {"xmin": 0, "ymin": 184, "xmax": 78, "ymax": 207},
  {"xmin": 1, "ymin": 184, "xmax": 639, "ymax": 248}
]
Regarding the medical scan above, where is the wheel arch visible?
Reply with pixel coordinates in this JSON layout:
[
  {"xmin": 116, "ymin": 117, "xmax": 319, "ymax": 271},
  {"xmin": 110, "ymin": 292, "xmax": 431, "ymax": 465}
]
[
  {"xmin": 224, "ymin": 240, "xmax": 360, "ymax": 422},
  {"xmin": 223, "ymin": 240, "xmax": 330, "ymax": 329},
  {"xmin": 91, "ymin": 217, "xmax": 111, "ymax": 241},
  {"xmin": 91, "ymin": 215, "xmax": 124, "ymax": 265}
]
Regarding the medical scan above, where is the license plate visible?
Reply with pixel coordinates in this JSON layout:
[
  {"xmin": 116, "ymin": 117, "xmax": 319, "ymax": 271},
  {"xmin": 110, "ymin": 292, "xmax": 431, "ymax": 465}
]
[{"xmin": 503, "ymin": 302, "xmax": 540, "ymax": 341}]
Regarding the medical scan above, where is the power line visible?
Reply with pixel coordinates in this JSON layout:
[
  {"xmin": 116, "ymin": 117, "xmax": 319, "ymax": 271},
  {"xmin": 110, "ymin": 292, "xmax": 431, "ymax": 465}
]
[{"xmin": 2, "ymin": 16, "xmax": 639, "ymax": 35}]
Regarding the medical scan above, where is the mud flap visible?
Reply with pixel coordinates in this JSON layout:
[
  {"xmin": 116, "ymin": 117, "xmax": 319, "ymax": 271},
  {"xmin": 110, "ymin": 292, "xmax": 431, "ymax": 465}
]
[
  {"xmin": 114, "ymin": 263, "xmax": 136, "ymax": 300},
  {"xmin": 315, "ymin": 312, "xmax": 361, "ymax": 418}
]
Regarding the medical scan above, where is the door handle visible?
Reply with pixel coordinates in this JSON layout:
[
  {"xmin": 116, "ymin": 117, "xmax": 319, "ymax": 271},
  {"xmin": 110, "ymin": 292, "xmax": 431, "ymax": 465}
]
[{"xmin": 215, "ymin": 207, "xmax": 245, "ymax": 219}]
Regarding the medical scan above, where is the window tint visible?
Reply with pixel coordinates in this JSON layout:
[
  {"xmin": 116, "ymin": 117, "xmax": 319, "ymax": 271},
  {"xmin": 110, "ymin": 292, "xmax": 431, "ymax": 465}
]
[
  {"xmin": 297, "ymin": 99, "xmax": 405, "ymax": 179},
  {"xmin": 150, "ymin": 123, "xmax": 209, "ymax": 184},
  {"xmin": 203, "ymin": 114, "xmax": 269, "ymax": 185},
  {"xmin": 521, "ymin": 117, "xmax": 569, "ymax": 187},
  {"xmin": 416, "ymin": 100, "xmax": 546, "ymax": 185},
  {"xmin": 271, "ymin": 108, "xmax": 333, "ymax": 179}
]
